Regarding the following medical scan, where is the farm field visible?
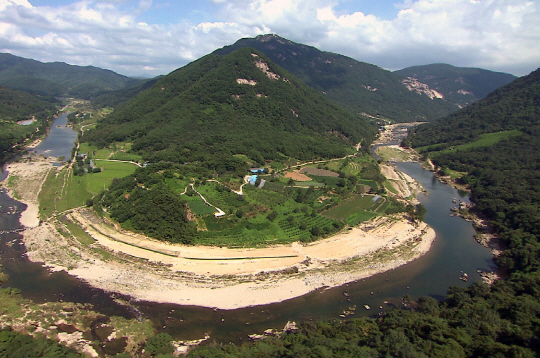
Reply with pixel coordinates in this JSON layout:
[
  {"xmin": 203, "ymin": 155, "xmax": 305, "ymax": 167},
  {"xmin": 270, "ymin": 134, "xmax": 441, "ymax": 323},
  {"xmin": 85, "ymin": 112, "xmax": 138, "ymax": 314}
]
[
  {"xmin": 38, "ymin": 160, "xmax": 138, "ymax": 219},
  {"xmin": 78, "ymin": 141, "xmax": 142, "ymax": 162},
  {"xmin": 299, "ymin": 167, "xmax": 339, "ymax": 177},
  {"xmin": 323, "ymin": 194, "xmax": 386, "ymax": 225}
]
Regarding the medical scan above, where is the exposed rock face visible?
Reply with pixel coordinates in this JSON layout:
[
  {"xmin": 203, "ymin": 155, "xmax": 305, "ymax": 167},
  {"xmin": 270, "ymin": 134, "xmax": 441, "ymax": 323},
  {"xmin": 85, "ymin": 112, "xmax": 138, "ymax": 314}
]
[{"xmin": 401, "ymin": 77, "xmax": 444, "ymax": 99}]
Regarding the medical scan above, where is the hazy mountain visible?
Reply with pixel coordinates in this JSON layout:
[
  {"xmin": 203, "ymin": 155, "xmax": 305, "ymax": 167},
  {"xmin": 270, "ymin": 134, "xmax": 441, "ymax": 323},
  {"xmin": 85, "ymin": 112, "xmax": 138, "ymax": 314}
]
[
  {"xmin": 395, "ymin": 63, "xmax": 517, "ymax": 108},
  {"xmin": 90, "ymin": 76, "xmax": 163, "ymax": 108},
  {"xmin": 0, "ymin": 53, "xmax": 140, "ymax": 98},
  {"xmin": 213, "ymin": 34, "xmax": 459, "ymax": 123},
  {"xmin": 83, "ymin": 47, "xmax": 376, "ymax": 164}
]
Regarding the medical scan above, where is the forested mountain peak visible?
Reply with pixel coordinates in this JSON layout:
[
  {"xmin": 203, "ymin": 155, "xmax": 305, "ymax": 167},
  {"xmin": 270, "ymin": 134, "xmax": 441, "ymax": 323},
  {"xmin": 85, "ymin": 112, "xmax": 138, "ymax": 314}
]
[
  {"xmin": 213, "ymin": 34, "xmax": 460, "ymax": 123},
  {"xmin": 0, "ymin": 52, "xmax": 140, "ymax": 98},
  {"xmin": 395, "ymin": 63, "xmax": 517, "ymax": 108},
  {"xmin": 83, "ymin": 47, "xmax": 376, "ymax": 165}
]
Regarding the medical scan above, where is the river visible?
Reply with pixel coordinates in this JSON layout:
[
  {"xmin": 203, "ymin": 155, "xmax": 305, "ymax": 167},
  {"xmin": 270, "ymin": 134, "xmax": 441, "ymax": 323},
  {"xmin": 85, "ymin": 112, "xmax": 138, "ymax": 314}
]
[{"xmin": 0, "ymin": 119, "xmax": 494, "ymax": 344}]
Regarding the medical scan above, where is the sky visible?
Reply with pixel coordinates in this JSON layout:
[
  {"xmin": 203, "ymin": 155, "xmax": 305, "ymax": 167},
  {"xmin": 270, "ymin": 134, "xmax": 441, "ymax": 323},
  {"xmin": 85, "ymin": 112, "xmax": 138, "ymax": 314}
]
[{"xmin": 0, "ymin": 0, "xmax": 538, "ymax": 78}]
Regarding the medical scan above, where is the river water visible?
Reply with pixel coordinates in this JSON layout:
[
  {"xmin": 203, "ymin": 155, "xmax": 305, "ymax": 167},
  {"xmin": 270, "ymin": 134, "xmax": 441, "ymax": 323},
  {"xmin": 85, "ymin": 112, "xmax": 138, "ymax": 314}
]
[{"xmin": 0, "ymin": 120, "xmax": 494, "ymax": 343}]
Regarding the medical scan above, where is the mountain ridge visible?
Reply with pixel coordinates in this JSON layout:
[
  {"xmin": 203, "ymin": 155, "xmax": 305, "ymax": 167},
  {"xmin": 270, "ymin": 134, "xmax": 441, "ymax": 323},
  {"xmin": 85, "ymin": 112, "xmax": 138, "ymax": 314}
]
[
  {"xmin": 213, "ymin": 34, "xmax": 460, "ymax": 123},
  {"xmin": 0, "ymin": 52, "xmax": 140, "ymax": 98},
  {"xmin": 395, "ymin": 63, "xmax": 517, "ymax": 108}
]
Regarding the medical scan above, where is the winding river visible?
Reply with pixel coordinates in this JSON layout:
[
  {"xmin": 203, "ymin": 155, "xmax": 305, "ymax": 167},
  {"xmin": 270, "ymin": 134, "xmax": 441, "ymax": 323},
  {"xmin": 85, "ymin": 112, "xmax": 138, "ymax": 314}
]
[{"xmin": 0, "ymin": 118, "xmax": 493, "ymax": 344}]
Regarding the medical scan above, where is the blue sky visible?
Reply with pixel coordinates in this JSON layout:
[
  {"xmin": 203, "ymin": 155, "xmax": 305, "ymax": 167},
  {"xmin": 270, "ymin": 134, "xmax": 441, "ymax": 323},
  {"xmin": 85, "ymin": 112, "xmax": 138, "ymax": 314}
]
[{"xmin": 0, "ymin": 0, "xmax": 538, "ymax": 77}]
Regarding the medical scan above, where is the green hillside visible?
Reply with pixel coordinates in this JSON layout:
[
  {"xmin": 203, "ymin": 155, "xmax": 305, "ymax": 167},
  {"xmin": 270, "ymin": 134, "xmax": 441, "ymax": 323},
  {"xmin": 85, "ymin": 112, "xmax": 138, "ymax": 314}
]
[
  {"xmin": 407, "ymin": 67, "xmax": 540, "ymax": 284},
  {"xmin": 214, "ymin": 34, "xmax": 459, "ymax": 123},
  {"xmin": 83, "ymin": 47, "xmax": 376, "ymax": 164},
  {"xmin": 90, "ymin": 76, "xmax": 162, "ymax": 108},
  {"xmin": 0, "ymin": 52, "xmax": 140, "ymax": 98},
  {"xmin": 396, "ymin": 63, "xmax": 517, "ymax": 107},
  {"xmin": 0, "ymin": 86, "xmax": 58, "ymax": 122},
  {"xmin": 0, "ymin": 86, "xmax": 59, "ymax": 161}
]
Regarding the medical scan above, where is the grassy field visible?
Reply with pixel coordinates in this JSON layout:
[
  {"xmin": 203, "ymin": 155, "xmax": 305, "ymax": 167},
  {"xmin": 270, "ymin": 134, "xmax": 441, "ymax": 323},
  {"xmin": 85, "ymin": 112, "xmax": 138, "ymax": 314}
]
[
  {"xmin": 183, "ymin": 195, "xmax": 218, "ymax": 215},
  {"xmin": 88, "ymin": 160, "xmax": 138, "ymax": 193},
  {"xmin": 187, "ymin": 183, "xmax": 343, "ymax": 247},
  {"xmin": 38, "ymin": 160, "xmax": 138, "ymax": 219},
  {"xmin": 78, "ymin": 142, "xmax": 142, "ymax": 162},
  {"xmin": 418, "ymin": 130, "xmax": 522, "ymax": 154}
]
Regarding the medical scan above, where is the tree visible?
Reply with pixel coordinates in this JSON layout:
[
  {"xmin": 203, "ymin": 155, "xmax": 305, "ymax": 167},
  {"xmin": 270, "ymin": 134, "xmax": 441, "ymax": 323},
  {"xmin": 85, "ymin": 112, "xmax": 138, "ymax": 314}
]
[{"xmin": 144, "ymin": 333, "xmax": 174, "ymax": 356}]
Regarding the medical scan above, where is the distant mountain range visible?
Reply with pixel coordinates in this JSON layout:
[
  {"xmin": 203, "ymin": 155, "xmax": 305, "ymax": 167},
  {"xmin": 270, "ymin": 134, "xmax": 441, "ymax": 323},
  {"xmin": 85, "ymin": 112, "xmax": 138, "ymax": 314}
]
[
  {"xmin": 214, "ymin": 34, "xmax": 461, "ymax": 123},
  {"xmin": 395, "ymin": 63, "xmax": 517, "ymax": 108},
  {"xmin": 0, "ymin": 53, "xmax": 140, "ymax": 98},
  {"xmin": 0, "ymin": 36, "xmax": 519, "ymax": 123},
  {"xmin": 83, "ymin": 47, "xmax": 377, "ymax": 164}
]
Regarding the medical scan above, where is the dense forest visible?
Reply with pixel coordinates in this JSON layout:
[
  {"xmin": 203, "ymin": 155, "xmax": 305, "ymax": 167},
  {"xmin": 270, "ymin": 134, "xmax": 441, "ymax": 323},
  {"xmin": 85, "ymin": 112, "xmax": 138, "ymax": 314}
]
[
  {"xmin": 0, "ymin": 86, "xmax": 58, "ymax": 162},
  {"xmin": 95, "ymin": 163, "xmax": 199, "ymax": 244},
  {"xmin": 83, "ymin": 47, "xmax": 376, "ymax": 164},
  {"xmin": 214, "ymin": 34, "xmax": 459, "ymax": 123}
]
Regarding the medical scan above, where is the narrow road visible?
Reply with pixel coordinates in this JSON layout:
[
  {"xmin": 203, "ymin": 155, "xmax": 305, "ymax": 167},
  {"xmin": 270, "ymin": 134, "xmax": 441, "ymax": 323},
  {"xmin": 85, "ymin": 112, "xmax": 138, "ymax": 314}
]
[{"xmin": 188, "ymin": 183, "xmax": 225, "ymax": 216}]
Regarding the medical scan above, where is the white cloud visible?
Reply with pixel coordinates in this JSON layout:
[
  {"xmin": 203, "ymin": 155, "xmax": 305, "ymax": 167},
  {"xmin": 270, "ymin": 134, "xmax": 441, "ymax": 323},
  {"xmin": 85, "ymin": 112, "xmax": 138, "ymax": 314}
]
[{"xmin": 0, "ymin": 0, "xmax": 537, "ymax": 77}]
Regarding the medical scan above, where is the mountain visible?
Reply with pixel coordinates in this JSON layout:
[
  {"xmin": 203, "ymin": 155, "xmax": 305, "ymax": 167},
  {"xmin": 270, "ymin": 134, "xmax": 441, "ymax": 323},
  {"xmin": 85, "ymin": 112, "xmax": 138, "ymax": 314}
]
[
  {"xmin": 213, "ymin": 34, "xmax": 459, "ymax": 123},
  {"xmin": 90, "ymin": 76, "xmax": 162, "ymax": 108},
  {"xmin": 0, "ymin": 86, "xmax": 59, "ymax": 161},
  {"xmin": 395, "ymin": 63, "xmax": 517, "ymax": 108},
  {"xmin": 0, "ymin": 86, "xmax": 58, "ymax": 122},
  {"xmin": 0, "ymin": 53, "xmax": 140, "ymax": 98},
  {"xmin": 83, "ymin": 47, "xmax": 376, "ymax": 164}
]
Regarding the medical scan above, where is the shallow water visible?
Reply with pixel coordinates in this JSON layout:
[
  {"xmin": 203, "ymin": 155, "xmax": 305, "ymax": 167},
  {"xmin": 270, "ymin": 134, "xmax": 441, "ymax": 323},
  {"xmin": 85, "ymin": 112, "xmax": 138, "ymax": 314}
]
[{"xmin": 32, "ymin": 113, "xmax": 78, "ymax": 159}]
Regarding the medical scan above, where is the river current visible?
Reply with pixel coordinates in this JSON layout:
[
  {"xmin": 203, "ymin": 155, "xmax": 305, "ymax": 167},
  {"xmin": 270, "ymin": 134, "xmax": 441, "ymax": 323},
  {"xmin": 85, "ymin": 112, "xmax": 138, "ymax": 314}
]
[{"xmin": 0, "ymin": 118, "xmax": 493, "ymax": 343}]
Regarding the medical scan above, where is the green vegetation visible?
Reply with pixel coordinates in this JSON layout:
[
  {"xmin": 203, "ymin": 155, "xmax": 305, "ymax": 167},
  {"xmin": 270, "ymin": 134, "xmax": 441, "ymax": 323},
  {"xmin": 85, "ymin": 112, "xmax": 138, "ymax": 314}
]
[
  {"xmin": 417, "ymin": 130, "xmax": 522, "ymax": 154},
  {"xmin": 0, "ymin": 327, "xmax": 84, "ymax": 358},
  {"xmin": 214, "ymin": 34, "xmax": 459, "ymax": 123},
  {"xmin": 82, "ymin": 47, "xmax": 376, "ymax": 165},
  {"xmin": 0, "ymin": 283, "xmax": 156, "ymax": 358},
  {"xmin": 92, "ymin": 153, "xmax": 404, "ymax": 247},
  {"xmin": 0, "ymin": 52, "xmax": 140, "ymax": 98},
  {"xmin": 38, "ymin": 158, "xmax": 137, "ymax": 219},
  {"xmin": 189, "ymin": 283, "xmax": 539, "ymax": 357},
  {"xmin": 323, "ymin": 195, "xmax": 382, "ymax": 220},
  {"xmin": 0, "ymin": 86, "xmax": 59, "ymax": 162}
]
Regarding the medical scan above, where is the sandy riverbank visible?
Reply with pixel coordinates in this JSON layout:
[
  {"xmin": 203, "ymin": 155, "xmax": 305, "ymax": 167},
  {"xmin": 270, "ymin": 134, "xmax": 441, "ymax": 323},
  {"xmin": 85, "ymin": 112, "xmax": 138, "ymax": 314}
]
[
  {"xmin": 3, "ymin": 155, "xmax": 436, "ymax": 310},
  {"xmin": 2, "ymin": 154, "xmax": 54, "ymax": 228}
]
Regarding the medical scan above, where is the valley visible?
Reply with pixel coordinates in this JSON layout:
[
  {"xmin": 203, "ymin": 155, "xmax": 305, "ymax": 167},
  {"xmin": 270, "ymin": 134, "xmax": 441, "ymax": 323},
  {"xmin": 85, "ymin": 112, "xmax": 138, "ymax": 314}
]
[{"xmin": 0, "ymin": 33, "xmax": 537, "ymax": 358}]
